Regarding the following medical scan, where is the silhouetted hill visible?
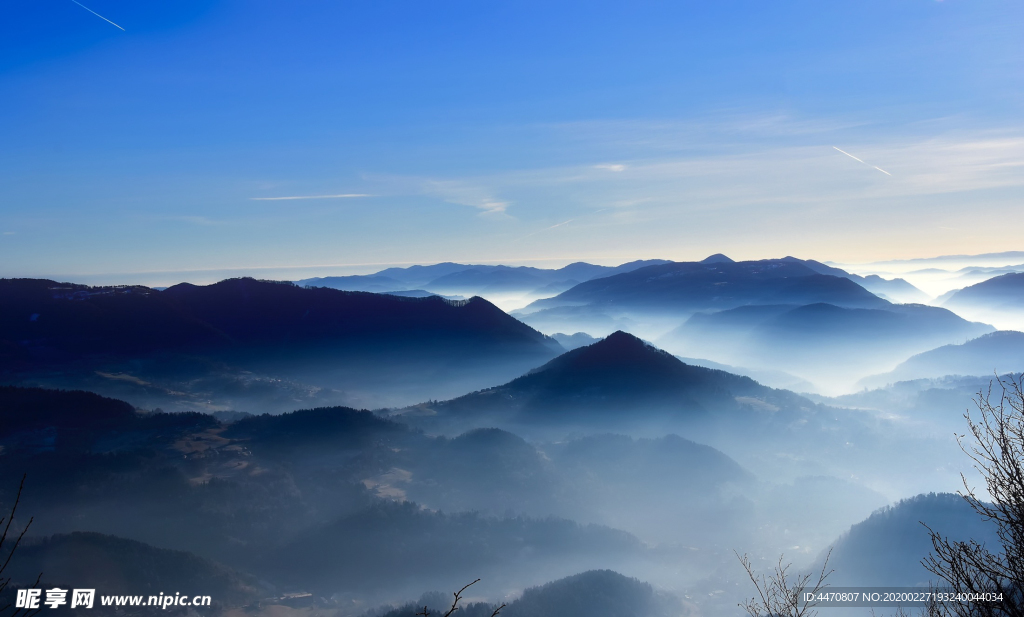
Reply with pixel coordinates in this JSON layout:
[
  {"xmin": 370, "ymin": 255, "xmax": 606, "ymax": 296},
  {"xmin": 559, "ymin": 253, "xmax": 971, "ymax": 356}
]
[
  {"xmin": 660, "ymin": 303, "xmax": 992, "ymax": 384},
  {"xmin": 701, "ymin": 253, "xmax": 734, "ymax": 264},
  {"xmin": 223, "ymin": 405, "xmax": 411, "ymax": 455},
  {"xmin": 550, "ymin": 331, "xmax": 599, "ymax": 350},
  {"xmin": 161, "ymin": 278, "xmax": 557, "ymax": 353},
  {"xmin": 410, "ymin": 331, "xmax": 812, "ymax": 426},
  {"xmin": 945, "ymin": 272, "xmax": 1024, "ymax": 310},
  {"xmin": 0, "ymin": 386, "xmax": 136, "ymax": 434},
  {"xmin": 503, "ymin": 570, "xmax": 683, "ymax": 617},
  {"xmin": 0, "ymin": 277, "xmax": 557, "ymax": 363},
  {"xmin": 0, "ymin": 277, "xmax": 561, "ymax": 409},
  {"xmin": 375, "ymin": 570, "xmax": 683, "ymax": 617},
  {"xmin": 0, "ymin": 386, "xmax": 216, "ymax": 454},
  {"xmin": 826, "ymin": 493, "xmax": 998, "ymax": 586},
  {"xmin": 861, "ymin": 331, "xmax": 1024, "ymax": 386},
  {"xmin": 4, "ymin": 532, "xmax": 262, "ymax": 605},
  {"xmin": 273, "ymin": 501, "xmax": 644, "ymax": 593},
  {"xmin": 521, "ymin": 259, "xmax": 888, "ymax": 316}
]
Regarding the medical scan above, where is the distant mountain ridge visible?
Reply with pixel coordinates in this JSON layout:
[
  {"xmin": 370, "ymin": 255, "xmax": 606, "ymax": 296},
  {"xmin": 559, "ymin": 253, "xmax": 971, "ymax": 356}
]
[
  {"xmin": 0, "ymin": 277, "xmax": 562, "ymax": 409},
  {"xmin": 825, "ymin": 493, "xmax": 998, "ymax": 586},
  {"xmin": 657, "ymin": 300, "xmax": 992, "ymax": 390},
  {"xmin": 860, "ymin": 330, "xmax": 1024, "ymax": 387},
  {"xmin": 519, "ymin": 258, "xmax": 891, "ymax": 317},
  {"xmin": 0, "ymin": 277, "xmax": 558, "ymax": 360},
  {"xmin": 944, "ymin": 272, "xmax": 1024, "ymax": 310},
  {"xmin": 377, "ymin": 570, "xmax": 684, "ymax": 617},
  {"xmin": 5, "ymin": 532, "xmax": 262, "ymax": 605},
  {"xmin": 298, "ymin": 259, "xmax": 671, "ymax": 295}
]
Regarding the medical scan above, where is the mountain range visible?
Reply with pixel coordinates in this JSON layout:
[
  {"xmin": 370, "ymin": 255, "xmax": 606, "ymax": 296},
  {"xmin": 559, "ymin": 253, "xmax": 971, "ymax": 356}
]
[
  {"xmin": 520, "ymin": 258, "xmax": 891, "ymax": 315},
  {"xmin": 859, "ymin": 330, "xmax": 1024, "ymax": 388},
  {"xmin": 298, "ymin": 259, "xmax": 670, "ymax": 297},
  {"xmin": 0, "ymin": 277, "xmax": 562, "ymax": 409},
  {"xmin": 944, "ymin": 272, "xmax": 1024, "ymax": 311},
  {"xmin": 659, "ymin": 302, "xmax": 993, "ymax": 386}
]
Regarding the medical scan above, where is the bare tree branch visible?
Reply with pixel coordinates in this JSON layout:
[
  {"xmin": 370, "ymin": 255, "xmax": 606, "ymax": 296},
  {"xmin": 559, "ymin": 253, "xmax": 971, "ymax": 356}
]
[
  {"xmin": 414, "ymin": 579, "xmax": 503, "ymax": 617},
  {"xmin": 923, "ymin": 374, "xmax": 1024, "ymax": 617},
  {"xmin": 737, "ymin": 548, "xmax": 832, "ymax": 617},
  {"xmin": 0, "ymin": 475, "xmax": 38, "ymax": 617}
]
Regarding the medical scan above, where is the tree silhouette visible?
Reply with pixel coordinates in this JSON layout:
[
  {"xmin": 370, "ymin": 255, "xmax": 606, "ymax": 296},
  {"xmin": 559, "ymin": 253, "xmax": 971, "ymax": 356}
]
[
  {"xmin": 737, "ymin": 549, "xmax": 833, "ymax": 617},
  {"xmin": 414, "ymin": 579, "xmax": 504, "ymax": 617},
  {"xmin": 924, "ymin": 375, "xmax": 1024, "ymax": 617}
]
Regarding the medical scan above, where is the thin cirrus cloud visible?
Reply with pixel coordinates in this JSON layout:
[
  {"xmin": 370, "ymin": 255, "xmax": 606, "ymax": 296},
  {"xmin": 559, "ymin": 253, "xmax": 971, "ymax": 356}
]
[
  {"xmin": 250, "ymin": 194, "xmax": 372, "ymax": 201},
  {"xmin": 421, "ymin": 179, "xmax": 510, "ymax": 215}
]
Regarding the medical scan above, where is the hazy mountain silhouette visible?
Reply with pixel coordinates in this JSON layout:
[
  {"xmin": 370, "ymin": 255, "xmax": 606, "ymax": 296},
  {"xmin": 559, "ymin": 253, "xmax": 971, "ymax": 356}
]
[
  {"xmin": 398, "ymin": 332, "xmax": 821, "ymax": 440},
  {"xmin": 701, "ymin": 253, "xmax": 735, "ymax": 264},
  {"xmin": 674, "ymin": 355, "xmax": 815, "ymax": 391},
  {"xmin": 0, "ymin": 385, "xmax": 755, "ymax": 602},
  {"xmin": 811, "ymin": 374, "xmax": 1017, "ymax": 431},
  {"xmin": 271, "ymin": 501, "xmax": 643, "ymax": 594},
  {"xmin": 825, "ymin": 493, "xmax": 998, "ymax": 586},
  {"xmin": 376, "ymin": 569, "xmax": 683, "ymax": 617},
  {"xmin": 294, "ymin": 274, "xmax": 407, "ymax": 292},
  {"xmin": 4, "ymin": 532, "xmax": 263, "ymax": 605},
  {"xmin": 299, "ymin": 259, "xmax": 670, "ymax": 296},
  {"xmin": 659, "ymin": 302, "xmax": 993, "ymax": 385},
  {"xmin": 500, "ymin": 570, "xmax": 684, "ymax": 617},
  {"xmin": 0, "ymin": 385, "xmax": 218, "ymax": 455},
  {"xmin": 860, "ymin": 331, "xmax": 1024, "ymax": 387},
  {"xmin": 952, "ymin": 263, "xmax": 1024, "ymax": 286},
  {"xmin": 944, "ymin": 272, "xmax": 1024, "ymax": 311},
  {"xmin": 0, "ymin": 277, "xmax": 558, "ymax": 362},
  {"xmin": 0, "ymin": 277, "xmax": 561, "ymax": 409},
  {"xmin": 520, "ymin": 259, "xmax": 889, "ymax": 317},
  {"xmin": 550, "ymin": 332, "xmax": 599, "ymax": 350},
  {"xmin": 790, "ymin": 257, "xmax": 929, "ymax": 303},
  {"xmin": 420, "ymin": 331, "xmax": 784, "ymax": 419}
]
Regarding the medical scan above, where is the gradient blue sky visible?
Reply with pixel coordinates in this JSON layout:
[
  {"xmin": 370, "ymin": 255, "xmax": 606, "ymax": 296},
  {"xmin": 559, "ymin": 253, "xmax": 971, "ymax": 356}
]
[{"xmin": 1, "ymin": 0, "xmax": 1022, "ymax": 285}]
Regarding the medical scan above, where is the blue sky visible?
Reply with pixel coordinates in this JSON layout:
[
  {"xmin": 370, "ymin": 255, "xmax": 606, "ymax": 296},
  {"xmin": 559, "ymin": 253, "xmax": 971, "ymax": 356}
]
[{"xmin": 1, "ymin": 0, "xmax": 1022, "ymax": 285}]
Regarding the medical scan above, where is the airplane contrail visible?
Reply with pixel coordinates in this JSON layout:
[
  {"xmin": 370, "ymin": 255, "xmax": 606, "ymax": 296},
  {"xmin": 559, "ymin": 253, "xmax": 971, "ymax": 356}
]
[
  {"xmin": 833, "ymin": 146, "xmax": 892, "ymax": 176},
  {"xmin": 519, "ymin": 219, "xmax": 574, "ymax": 240},
  {"xmin": 70, "ymin": 0, "xmax": 125, "ymax": 31},
  {"xmin": 250, "ymin": 194, "xmax": 371, "ymax": 201}
]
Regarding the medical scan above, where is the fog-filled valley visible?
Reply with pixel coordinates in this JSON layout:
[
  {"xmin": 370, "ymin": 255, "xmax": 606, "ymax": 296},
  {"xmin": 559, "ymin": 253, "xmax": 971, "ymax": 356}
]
[{"xmin": 2, "ymin": 253, "xmax": 1022, "ymax": 616}]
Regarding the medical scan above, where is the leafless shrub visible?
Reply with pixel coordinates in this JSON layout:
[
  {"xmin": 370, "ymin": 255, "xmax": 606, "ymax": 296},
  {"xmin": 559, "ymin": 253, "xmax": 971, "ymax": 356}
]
[
  {"xmin": 924, "ymin": 375, "xmax": 1024, "ymax": 617},
  {"xmin": 736, "ymin": 548, "xmax": 832, "ymax": 617},
  {"xmin": 0, "ymin": 475, "xmax": 38, "ymax": 617}
]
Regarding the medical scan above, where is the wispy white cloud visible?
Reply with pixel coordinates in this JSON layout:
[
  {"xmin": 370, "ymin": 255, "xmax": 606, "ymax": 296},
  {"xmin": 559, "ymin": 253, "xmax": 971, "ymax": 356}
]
[
  {"xmin": 594, "ymin": 163, "xmax": 627, "ymax": 172},
  {"xmin": 250, "ymin": 194, "xmax": 371, "ymax": 201},
  {"xmin": 422, "ymin": 179, "xmax": 510, "ymax": 215}
]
